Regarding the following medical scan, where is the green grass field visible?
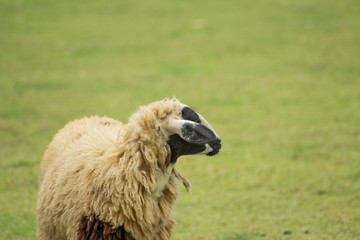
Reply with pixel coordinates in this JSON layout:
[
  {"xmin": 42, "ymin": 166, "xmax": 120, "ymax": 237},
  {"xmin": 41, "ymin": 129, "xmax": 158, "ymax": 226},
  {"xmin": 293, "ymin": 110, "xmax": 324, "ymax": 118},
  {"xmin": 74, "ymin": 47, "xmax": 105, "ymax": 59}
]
[{"xmin": 1, "ymin": 0, "xmax": 360, "ymax": 239}]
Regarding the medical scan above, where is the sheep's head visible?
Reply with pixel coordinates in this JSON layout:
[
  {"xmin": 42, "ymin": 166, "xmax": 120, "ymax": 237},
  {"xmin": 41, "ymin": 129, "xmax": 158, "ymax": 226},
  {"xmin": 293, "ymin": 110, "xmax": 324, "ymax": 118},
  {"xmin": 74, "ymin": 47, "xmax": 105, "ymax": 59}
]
[{"xmin": 157, "ymin": 98, "xmax": 221, "ymax": 164}]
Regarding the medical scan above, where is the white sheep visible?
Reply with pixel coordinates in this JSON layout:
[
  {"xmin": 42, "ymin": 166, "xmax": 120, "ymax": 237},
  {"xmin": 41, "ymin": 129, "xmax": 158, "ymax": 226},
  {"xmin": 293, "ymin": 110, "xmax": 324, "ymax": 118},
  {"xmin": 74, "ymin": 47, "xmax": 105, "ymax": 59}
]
[{"xmin": 37, "ymin": 98, "xmax": 221, "ymax": 240}]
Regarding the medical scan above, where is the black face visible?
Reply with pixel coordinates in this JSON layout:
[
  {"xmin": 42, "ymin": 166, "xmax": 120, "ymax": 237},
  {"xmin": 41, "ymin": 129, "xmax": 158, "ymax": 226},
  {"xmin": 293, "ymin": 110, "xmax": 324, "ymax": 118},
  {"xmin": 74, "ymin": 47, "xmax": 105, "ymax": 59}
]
[
  {"xmin": 167, "ymin": 134, "xmax": 206, "ymax": 164},
  {"xmin": 166, "ymin": 106, "xmax": 221, "ymax": 163}
]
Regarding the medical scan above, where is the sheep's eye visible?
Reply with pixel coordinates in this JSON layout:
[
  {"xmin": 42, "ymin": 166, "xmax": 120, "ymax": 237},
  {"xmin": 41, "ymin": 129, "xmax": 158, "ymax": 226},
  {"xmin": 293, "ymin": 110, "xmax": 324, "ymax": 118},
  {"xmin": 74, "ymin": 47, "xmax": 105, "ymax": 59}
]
[{"xmin": 181, "ymin": 107, "xmax": 201, "ymax": 124}]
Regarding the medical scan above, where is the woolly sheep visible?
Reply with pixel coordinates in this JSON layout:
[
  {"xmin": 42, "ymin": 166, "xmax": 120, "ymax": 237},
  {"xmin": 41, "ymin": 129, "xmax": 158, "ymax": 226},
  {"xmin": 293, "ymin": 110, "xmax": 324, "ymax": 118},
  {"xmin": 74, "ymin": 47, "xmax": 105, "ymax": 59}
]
[{"xmin": 37, "ymin": 98, "xmax": 221, "ymax": 240}]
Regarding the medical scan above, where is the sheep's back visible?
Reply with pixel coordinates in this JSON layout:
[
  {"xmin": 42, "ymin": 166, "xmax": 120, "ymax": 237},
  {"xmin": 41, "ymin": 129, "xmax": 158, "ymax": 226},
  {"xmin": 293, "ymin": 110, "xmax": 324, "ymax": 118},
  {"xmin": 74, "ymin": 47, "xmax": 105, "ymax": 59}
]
[{"xmin": 40, "ymin": 116, "xmax": 122, "ymax": 181}]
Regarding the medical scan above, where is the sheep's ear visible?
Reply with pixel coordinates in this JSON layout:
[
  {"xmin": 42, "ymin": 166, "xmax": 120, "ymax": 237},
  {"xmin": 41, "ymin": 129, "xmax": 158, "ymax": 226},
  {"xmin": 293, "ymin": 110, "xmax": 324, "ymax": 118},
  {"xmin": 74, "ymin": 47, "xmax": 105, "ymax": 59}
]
[{"xmin": 165, "ymin": 119, "xmax": 217, "ymax": 145}]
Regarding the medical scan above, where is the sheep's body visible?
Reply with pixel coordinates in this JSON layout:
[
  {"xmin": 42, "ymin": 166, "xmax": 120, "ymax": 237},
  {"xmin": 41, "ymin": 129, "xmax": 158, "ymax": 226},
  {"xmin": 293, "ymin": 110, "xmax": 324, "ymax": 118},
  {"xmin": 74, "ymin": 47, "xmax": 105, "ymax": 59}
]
[{"xmin": 37, "ymin": 98, "xmax": 220, "ymax": 240}]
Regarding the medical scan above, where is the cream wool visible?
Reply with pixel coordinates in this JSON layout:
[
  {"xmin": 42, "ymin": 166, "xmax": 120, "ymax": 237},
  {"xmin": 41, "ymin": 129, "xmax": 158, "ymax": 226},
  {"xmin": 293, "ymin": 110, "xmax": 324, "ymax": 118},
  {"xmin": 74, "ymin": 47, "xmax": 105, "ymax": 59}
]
[{"xmin": 37, "ymin": 98, "xmax": 221, "ymax": 240}]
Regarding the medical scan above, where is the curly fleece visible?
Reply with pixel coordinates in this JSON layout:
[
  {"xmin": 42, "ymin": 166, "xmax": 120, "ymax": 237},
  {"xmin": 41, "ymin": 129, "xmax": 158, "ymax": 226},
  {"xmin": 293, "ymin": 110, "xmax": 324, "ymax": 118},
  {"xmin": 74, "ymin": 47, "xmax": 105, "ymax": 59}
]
[{"xmin": 37, "ymin": 98, "xmax": 191, "ymax": 240}]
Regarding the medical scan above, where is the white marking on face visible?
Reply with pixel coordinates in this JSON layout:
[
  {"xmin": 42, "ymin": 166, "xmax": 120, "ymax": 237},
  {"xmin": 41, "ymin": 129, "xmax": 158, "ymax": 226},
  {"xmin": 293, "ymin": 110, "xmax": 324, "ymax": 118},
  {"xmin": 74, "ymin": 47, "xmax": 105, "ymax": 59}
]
[{"xmin": 196, "ymin": 143, "xmax": 213, "ymax": 155}]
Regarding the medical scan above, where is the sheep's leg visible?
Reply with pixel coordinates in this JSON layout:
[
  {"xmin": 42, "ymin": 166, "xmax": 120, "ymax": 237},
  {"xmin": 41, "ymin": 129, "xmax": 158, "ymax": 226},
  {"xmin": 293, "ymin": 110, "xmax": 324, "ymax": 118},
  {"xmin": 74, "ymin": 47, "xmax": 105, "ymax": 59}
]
[{"xmin": 77, "ymin": 215, "xmax": 135, "ymax": 240}]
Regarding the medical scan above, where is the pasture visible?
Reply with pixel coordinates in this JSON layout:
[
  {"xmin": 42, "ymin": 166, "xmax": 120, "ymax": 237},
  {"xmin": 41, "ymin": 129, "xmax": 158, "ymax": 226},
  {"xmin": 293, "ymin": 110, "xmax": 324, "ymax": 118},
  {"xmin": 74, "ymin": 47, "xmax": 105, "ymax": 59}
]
[{"xmin": 0, "ymin": 0, "xmax": 359, "ymax": 239}]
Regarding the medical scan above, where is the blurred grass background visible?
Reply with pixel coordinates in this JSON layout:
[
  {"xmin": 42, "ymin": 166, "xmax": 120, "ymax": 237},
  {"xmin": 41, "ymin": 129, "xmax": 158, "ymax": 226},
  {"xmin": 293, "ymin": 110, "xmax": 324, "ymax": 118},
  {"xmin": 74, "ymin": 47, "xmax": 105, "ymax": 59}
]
[{"xmin": 1, "ymin": 0, "xmax": 360, "ymax": 239}]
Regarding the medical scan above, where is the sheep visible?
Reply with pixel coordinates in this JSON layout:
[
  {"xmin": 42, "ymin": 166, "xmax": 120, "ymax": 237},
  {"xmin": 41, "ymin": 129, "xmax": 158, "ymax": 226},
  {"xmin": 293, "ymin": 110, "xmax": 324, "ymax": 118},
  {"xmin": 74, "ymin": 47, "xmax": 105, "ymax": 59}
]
[{"xmin": 37, "ymin": 97, "xmax": 221, "ymax": 240}]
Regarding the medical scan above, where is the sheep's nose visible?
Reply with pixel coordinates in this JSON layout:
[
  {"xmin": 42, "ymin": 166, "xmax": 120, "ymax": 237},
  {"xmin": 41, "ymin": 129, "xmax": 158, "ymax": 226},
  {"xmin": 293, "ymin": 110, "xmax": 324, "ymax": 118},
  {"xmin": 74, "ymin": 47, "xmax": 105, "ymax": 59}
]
[
  {"xmin": 207, "ymin": 138, "xmax": 221, "ymax": 156},
  {"xmin": 213, "ymin": 138, "xmax": 221, "ymax": 147},
  {"xmin": 213, "ymin": 138, "xmax": 221, "ymax": 150}
]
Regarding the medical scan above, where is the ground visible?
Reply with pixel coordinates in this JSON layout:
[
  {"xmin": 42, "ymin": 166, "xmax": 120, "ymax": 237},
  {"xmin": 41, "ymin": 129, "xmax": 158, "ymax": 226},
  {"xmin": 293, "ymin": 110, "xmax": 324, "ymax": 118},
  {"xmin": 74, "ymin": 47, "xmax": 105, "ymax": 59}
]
[{"xmin": 0, "ymin": 0, "xmax": 360, "ymax": 239}]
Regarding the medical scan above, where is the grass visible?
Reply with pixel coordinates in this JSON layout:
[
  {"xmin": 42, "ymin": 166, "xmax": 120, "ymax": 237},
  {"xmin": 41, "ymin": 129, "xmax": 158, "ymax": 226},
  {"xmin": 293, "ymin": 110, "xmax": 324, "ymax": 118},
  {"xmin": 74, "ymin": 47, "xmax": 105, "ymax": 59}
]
[{"xmin": 1, "ymin": 0, "xmax": 360, "ymax": 239}]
